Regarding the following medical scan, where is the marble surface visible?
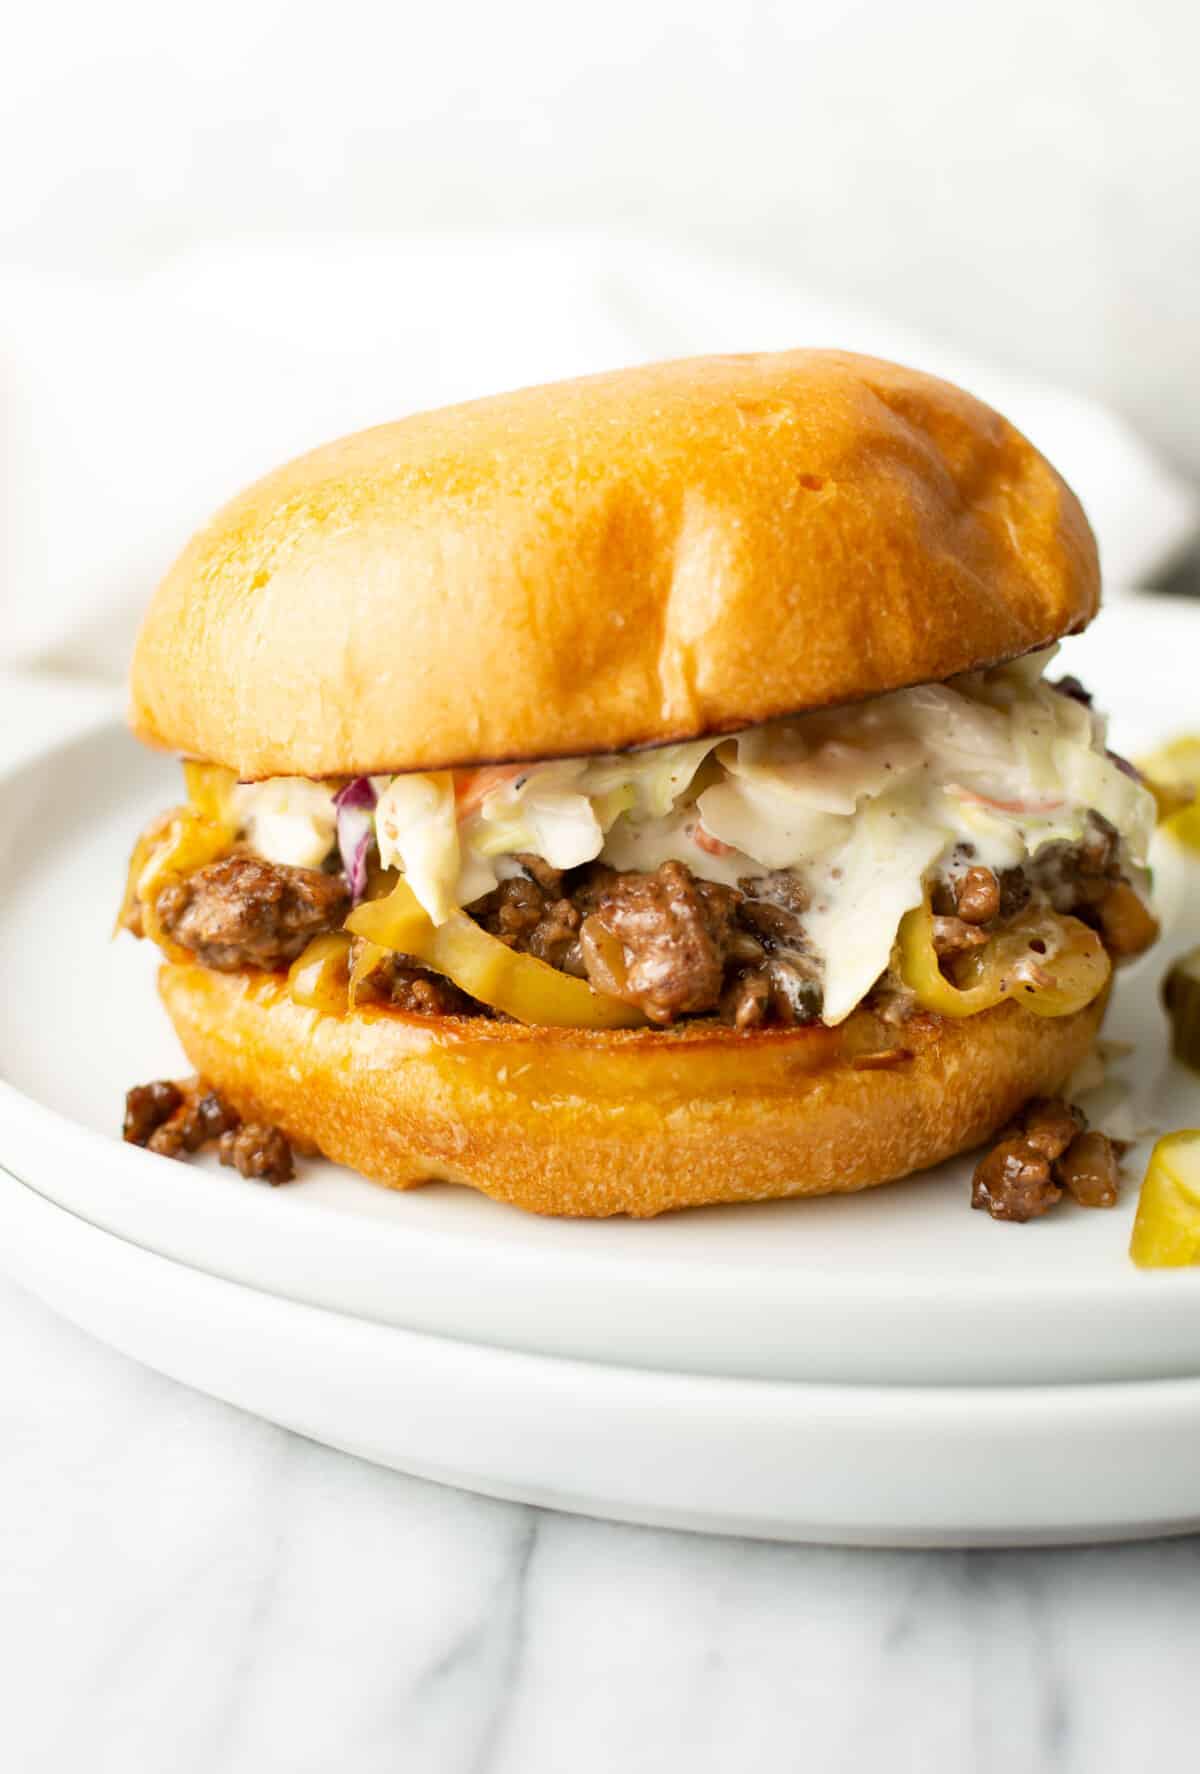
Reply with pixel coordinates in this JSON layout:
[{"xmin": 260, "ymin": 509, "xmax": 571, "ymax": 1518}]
[{"xmin": 3, "ymin": 1268, "xmax": 1200, "ymax": 1773}]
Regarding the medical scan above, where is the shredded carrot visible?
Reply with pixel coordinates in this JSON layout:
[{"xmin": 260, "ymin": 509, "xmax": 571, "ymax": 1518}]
[
  {"xmin": 949, "ymin": 785, "xmax": 1064, "ymax": 816},
  {"xmin": 453, "ymin": 765, "xmax": 526, "ymax": 822},
  {"xmin": 693, "ymin": 822, "xmax": 736, "ymax": 858}
]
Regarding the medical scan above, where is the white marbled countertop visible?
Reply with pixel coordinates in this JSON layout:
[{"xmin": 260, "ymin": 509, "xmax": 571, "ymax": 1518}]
[{"xmin": 4, "ymin": 1266, "xmax": 1200, "ymax": 1774}]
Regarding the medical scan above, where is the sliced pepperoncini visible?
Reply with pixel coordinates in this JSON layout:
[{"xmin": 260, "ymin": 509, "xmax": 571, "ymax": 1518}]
[
  {"xmin": 182, "ymin": 760, "xmax": 239, "ymax": 825},
  {"xmin": 288, "ymin": 931, "xmax": 353, "ymax": 1014},
  {"xmin": 1130, "ymin": 1131, "xmax": 1200, "ymax": 1268},
  {"xmin": 897, "ymin": 902, "xmax": 1007, "ymax": 1017},
  {"xmin": 898, "ymin": 902, "xmax": 1111, "ymax": 1020},
  {"xmin": 346, "ymin": 877, "xmax": 646, "ymax": 1029}
]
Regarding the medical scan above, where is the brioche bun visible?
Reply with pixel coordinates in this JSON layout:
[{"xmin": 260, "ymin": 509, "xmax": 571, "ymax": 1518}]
[
  {"xmin": 160, "ymin": 963, "xmax": 1106, "ymax": 1218},
  {"xmin": 130, "ymin": 350, "xmax": 1097, "ymax": 781}
]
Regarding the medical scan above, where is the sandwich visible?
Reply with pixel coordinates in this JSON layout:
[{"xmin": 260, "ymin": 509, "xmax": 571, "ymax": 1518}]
[{"xmin": 119, "ymin": 349, "xmax": 1159, "ymax": 1216}]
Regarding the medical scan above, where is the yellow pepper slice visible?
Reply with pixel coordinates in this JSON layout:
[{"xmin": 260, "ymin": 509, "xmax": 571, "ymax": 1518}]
[
  {"xmin": 182, "ymin": 760, "xmax": 239, "ymax": 825},
  {"xmin": 899, "ymin": 902, "xmax": 1111, "ymax": 1020},
  {"xmin": 347, "ymin": 936, "xmax": 391, "ymax": 1008},
  {"xmin": 116, "ymin": 804, "xmax": 234, "ymax": 947},
  {"xmin": 287, "ymin": 932, "xmax": 352, "ymax": 1014},
  {"xmin": 1130, "ymin": 1131, "xmax": 1200, "ymax": 1268},
  {"xmin": 346, "ymin": 877, "xmax": 646, "ymax": 1029}
]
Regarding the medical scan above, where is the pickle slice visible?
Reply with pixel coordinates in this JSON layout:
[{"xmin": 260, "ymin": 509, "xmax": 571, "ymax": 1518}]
[
  {"xmin": 1163, "ymin": 947, "xmax": 1200, "ymax": 1072},
  {"xmin": 1130, "ymin": 1131, "xmax": 1200, "ymax": 1268},
  {"xmin": 1138, "ymin": 736, "xmax": 1200, "ymax": 850}
]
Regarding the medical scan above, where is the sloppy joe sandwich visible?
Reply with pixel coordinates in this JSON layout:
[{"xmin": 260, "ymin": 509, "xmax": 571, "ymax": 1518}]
[{"xmin": 119, "ymin": 349, "xmax": 1158, "ymax": 1216}]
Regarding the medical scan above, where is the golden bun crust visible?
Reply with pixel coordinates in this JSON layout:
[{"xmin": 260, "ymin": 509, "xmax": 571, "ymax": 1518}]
[
  {"xmin": 160, "ymin": 963, "xmax": 1106, "ymax": 1217},
  {"xmin": 130, "ymin": 350, "xmax": 1098, "ymax": 780}
]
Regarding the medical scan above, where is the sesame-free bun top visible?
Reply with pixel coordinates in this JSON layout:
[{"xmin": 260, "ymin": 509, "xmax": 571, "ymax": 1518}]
[{"xmin": 130, "ymin": 349, "xmax": 1099, "ymax": 780}]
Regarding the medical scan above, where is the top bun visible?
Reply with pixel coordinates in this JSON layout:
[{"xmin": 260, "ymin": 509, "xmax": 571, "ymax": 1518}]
[{"xmin": 130, "ymin": 350, "xmax": 1099, "ymax": 779}]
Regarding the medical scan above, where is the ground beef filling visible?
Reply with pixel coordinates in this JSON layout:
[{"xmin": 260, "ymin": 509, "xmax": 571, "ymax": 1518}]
[
  {"xmin": 349, "ymin": 948, "xmax": 479, "ymax": 1018},
  {"xmin": 471, "ymin": 859, "xmax": 821, "ymax": 1027},
  {"xmin": 156, "ymin": 854, "xmax": 350, "ymax": 972},
  {"xmin": 146, "ymin": 824, "xmax": 1150, "ymax": 1028},
  {"xmin": 123, "ymin": 1074, "xmax": 295, "ymax": 1183},
  {"xmin": 971, "ymin": 1098, "xmax": 1122, "ymax": 1222}
]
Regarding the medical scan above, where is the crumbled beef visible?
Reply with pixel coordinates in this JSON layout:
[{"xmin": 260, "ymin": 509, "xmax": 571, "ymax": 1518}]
[
  {"xmin": 763, "ymin": 956, "xmax": 824, "ymax": 1024},
  {"xmin": 933, "ymin": 865, "xmax": 1008, "ymax": 926},
  {"xmin": 1016, "ymin": 1097, "xmax": 1086, "ymax": 1159},
  {"xmin": 737, "ymin": 871, "xmax": 808, "ymax": 947},
  {"xmin": 526, "ymin": 895, "xmax": 585, "ymax": 971},
  {"xmin": 953, "ymin": 866, "xmax": 1001, "ymax": 925},
  {"xmin": 475, "ymin": 875, "xmax": 543, "ymax": 945},
  {"xmin": 387, "ymin": 969, "xmax": 475, "ymax": 1016},
  {"xmin": 579, "ymin": 860, "xmax": 740, "ymax": 1024},
  {"xmin": 997, "ymin": 867, "xmax": 1032, "ymax": 921},
  {"xmin": 471, "ymin": 874, "xmax": 584, "ymax": 973},
  {"xmin": 721, "ymin": 970, "xmax": 771, "ymax": 1031},
  {"xmin": 931, "ymin": 915, "xmax": 990, "ymax": 959},
  {"xmin": 149, "ymin": 1084, "xmax": 240, "ymax": 1159},
  {"xmin": 733, "ymin": 874, "xmax": 822, "ymax": 1024},
  {"xmin": 1079, "ymin": 815, "xmax": 1122, "ymax": 880},
  {"xmin": 1030, "ymin": 818, "xmax": 1121, "ymax": 913},
  {"xmin": 155, "ymin": 855, "xmax": 349, "ymax": 972},
  {"xmin": 512, "ymin": 852, "xmax": 565, "ymax": 896},
  {"xmin": 123, "ymin": 1076, "xmax": 240, "ymax": 1160},
  {"xmin": 219, "ymin": 1123, "xmax": 295, "ymax": 1184},
  {"xmin": 125, "ymin": 1074, "xmax": 294, "ymax": 1181},
  {"xmin": 124, "ymin": 1079, "xmax": 183, "ymax": 1146},
  {"xmin": 972, "ymin": 1139, "xmax": 1062, "ymax": 1222},
  {"xmin": 1089, "ymin": 881, "xmax": 1160, "ymax": 959},
  {"xmin": 971, "ymin": 1097, "xmax": 1087, "ymax": 1222},
  {"xmin": 1055, "ymin": 1129, "xmax": 1121, "ymax": 1208},
  {"xmin": 349, "ymin": 941, "xmax": 477, "ymax": 1016}
]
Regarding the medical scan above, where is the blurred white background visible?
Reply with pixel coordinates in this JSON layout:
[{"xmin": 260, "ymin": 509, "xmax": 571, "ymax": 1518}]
[{"xmin": 2, "ymin": 0, "xmax": 1198, "ymax": 670}]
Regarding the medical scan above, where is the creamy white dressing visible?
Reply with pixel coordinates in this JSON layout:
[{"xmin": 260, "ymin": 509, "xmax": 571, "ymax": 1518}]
[
  {"xmin": 229, "ymin": 649, "xmax": 1156, "ymax": 1025},
  {"xmin": 229, "ymin": 777, "xmax": 338, "ymax": 869}
]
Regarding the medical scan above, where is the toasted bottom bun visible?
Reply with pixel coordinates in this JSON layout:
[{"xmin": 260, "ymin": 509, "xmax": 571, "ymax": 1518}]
[{"xmin": 158, "ymin": 962, "xmax": 1108, "ymax": 1218}]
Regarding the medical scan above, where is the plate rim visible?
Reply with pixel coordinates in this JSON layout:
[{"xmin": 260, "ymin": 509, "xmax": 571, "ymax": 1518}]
[{"xmin": 5, "ymin": 1160, "xmax": 1200, "ymax": 1547}]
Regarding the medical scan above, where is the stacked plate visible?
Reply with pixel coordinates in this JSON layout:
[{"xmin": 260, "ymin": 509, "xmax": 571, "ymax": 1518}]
[{"xmin": 3, "ymin": 600, "xmax": 1200, "ymax": 1545}]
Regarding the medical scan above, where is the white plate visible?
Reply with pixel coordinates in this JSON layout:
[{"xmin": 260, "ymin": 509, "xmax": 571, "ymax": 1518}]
[
  {"xmin": 3, "ymin": 598, "xmax": 1200, "ymax": 1542},
  {"xmin": 5, "ymin": 1164, "xmax": 1200, "ymax": 1548}
]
